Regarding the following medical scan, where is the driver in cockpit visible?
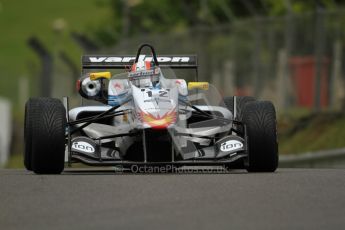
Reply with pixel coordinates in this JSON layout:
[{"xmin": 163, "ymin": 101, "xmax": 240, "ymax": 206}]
[{"xmin": 128, "ymin": 60, "xmax": 161, "ymax": 89}]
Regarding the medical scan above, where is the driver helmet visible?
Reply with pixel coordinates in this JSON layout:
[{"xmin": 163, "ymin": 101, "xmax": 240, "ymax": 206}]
[{"xmin": 129, "ymin": 60, "xmax": 160, "ymax": 88}]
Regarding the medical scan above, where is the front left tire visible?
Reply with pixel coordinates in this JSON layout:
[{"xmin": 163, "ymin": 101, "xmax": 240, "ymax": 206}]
[{"xmin": 242, "ymin": 101, "xmax": 278, "ymax": 172}]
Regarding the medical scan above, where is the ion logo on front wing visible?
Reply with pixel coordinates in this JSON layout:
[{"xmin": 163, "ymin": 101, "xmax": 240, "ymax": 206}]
[
  {"xmin": 71, "ymin": 137, "xmax": 97, "ymax": 154},
  {"xmin": 215, "ymin": 135, "xmax": 245, "ymax": 158},
  {"xmin": 220, "ymin": 140, "xmax": 243, "ymax": 152},
  {"xmin": 72, "ymin": 141, "xmax": 95, "ymax": 153}
]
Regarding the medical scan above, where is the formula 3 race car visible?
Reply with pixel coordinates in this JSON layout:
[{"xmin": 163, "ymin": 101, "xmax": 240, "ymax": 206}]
[{"xmin": 24, "ymin": 44, "xmax": 278, "ymax": 174}]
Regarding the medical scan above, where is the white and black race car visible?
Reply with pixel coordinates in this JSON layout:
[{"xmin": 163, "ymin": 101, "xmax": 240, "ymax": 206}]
[{"xmin": 24, "ymin": 44, "xmax": 278, "ymax": 174}]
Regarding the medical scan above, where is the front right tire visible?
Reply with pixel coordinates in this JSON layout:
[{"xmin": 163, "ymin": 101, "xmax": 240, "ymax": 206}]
[{"xmin": 24, "ymin": 98, "xmax": 66, "ymax": 174}]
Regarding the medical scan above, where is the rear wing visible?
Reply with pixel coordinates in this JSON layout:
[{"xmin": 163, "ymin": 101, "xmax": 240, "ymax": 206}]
[{"xmin": 82, "ymin": 55, "xmax": 198, "ymax": 69}]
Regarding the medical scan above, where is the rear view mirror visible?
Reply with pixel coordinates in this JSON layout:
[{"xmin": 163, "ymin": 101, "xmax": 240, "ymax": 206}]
[
  {"xmin": 188, "ymin": 82, "xmax": 209, "ymax": 90},
  {"xmin": 89, "ymin": 72, "xmax": 111, "ymax": 80}
]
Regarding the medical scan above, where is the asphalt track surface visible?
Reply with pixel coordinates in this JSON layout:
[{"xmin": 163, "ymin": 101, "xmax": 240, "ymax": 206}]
[{"xmin": 1, "ymin": 168, "xmax": 345, "ymax": 230}]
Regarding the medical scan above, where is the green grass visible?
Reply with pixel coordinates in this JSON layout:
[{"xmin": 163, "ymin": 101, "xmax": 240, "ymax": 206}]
[
  {"xmin": 0, "ymin": 0, "xmax": 112, "ymax": 106},
  {"xmin": 5, "ymin": 153, "xmax": 23, "ymax": 168},
  {"xmin": 279, "ymin": 112, "xmax": 345, "ymax": 154}
]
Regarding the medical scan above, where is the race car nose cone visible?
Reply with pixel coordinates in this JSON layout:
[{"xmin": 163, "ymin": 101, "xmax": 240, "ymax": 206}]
[{"xmin": 141, "ymin": 111, "xmax": 177, "ymax": 130}]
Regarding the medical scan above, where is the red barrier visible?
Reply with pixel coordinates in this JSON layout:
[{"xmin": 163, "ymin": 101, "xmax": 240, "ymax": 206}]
[{"xmin": 289, "ymin": 56, "xmax": 329, "ymax": 108}]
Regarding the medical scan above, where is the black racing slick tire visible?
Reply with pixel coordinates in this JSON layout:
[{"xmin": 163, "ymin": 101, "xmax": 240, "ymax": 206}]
[
  {"xmin": 26, "ymin": 98, "xmax": 66, "ymax": 174},
  {"xmin": 223, "ymin": 96, "xmax": 256, "ymax": 120},
  {"xmin": 242, "ymin": 101, "xmax": 278, "ymax": 172}
]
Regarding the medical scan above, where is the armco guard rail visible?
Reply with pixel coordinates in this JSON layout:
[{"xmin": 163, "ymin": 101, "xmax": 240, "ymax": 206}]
[{"xmin": 279, "ymin": 147, "xmax": 345, "ymax": 168}]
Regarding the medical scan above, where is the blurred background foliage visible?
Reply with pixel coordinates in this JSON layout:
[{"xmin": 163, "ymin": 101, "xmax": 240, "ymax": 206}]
[
  {"xmin": 1, "ymin": 0, "xmax": 343, "ymax": 108},
  {"xmin": 1, "ymin": 0, "xmax": 345, "ymax": 167}
]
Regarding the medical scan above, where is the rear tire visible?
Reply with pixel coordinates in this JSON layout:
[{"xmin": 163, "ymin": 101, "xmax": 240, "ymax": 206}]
[
  {"xmin": 26, "ymin": 98, "xmax": 66, "ymax": 174},
  {"xmin": 242, "ymin": 101, "xmax": 278, "ymax": 172}
]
